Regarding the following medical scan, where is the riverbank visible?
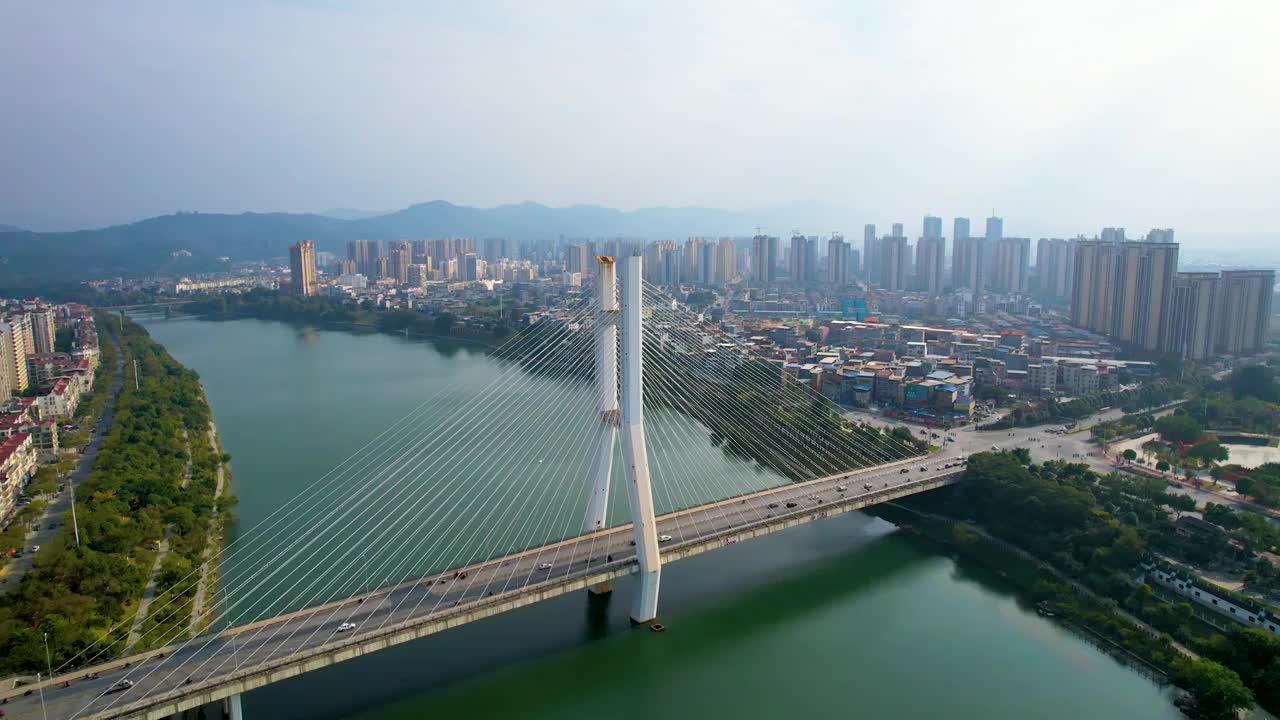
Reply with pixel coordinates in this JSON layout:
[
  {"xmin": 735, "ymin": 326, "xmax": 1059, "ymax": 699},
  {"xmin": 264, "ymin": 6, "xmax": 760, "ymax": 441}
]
[
  {"xmin": 873, "ymin": 502, "xmax": 1194, "ymax": 674},
  {"xmin": 175, "ymin": 291, "xmax": 506, "ymax": 350},
  {"xmin": 876, "ymin": 452, "xmax": 1272, "ymax": 720},
  {"xmin": 188, "ymin": 415, "xmax": 232, "ymax": 634},
  {"xmin": 0, "ymin": 314, "xmax": 235, "ymax": 676}
]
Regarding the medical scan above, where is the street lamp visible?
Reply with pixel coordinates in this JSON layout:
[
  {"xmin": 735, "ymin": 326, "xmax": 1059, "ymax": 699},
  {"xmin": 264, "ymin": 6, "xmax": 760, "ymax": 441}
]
[
  {"xmin": 43, "ymin": 631, "xmax": 53, "ymax": 680},
  {"xmin": 68, "ymin": 480, "xmax": 81, "ymax": 548}
]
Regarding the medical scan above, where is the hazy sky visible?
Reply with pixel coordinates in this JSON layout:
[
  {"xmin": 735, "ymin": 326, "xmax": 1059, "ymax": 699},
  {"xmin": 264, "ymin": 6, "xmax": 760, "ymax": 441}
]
[{"xmin": 3, "ymin": 1, "xmax": 1278, "ymax": 240}]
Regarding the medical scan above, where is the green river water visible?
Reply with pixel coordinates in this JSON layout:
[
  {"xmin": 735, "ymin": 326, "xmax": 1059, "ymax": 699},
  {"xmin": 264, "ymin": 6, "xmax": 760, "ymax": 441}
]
[{"xmin": 135, "ymin": 315, "xmax": 1193, "ymax": 720}]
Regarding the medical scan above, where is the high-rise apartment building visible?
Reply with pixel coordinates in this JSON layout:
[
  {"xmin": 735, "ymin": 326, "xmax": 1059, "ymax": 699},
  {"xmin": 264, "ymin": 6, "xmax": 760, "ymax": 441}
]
[
  {"xmin": 463, "ymin": 253, "xmax": 481, "ymax": 281},
  {"xmin": 953, "ymin": 237, "xmax": 985, "ymax": 292},
  {"xmin": 789, "ymin": 235, "xmax": 810, "ymax": 286},
  {"xmin": 479, "ymin": 237, "xmax": 513, "ymax": 263},
  {"xmin": 1071, "ymin": 240, "xmax": 1179, "ymax": 351},
  {"xmin": 982, "ymin": 216, "xmax": 1003, "ymax": 286},
  {"xmin": 27, "ymin": 305, "xmax": 55, "ymax": 355},
  {"xmin": 878, "ymin": 235, "xmax": 909, "ymax": 291},
  {"xmin": 289, "ymin": 240, "xmax": 318, "ymax": 297},
  {"xmin": 914, "ymin": 236, "xmax": 945, "ymax": 296},
  {"xmin": 891, "ymin": 222, "xmax": 904, "ymax": 238},
  {"xmin": 985, "ymin": 216, "xmax": 1003, "ymax": 243},
  {"xmin": 922, "ymin": 215, "xmax": 942, "ymax": 240},
  {"xmin": 0, "ymin": 320, "xmax": 29, "ymax": 394},
  {"xmin": 951, "ymin": 218, "xmax": 971, "ymax": 290},
  {"xmin": 660, "ymin": 243, "xmax": 682, "ymax": 285},
  {"xmin": 346, "ymin": 239, "xmax": 381, "ymax": 277},
  {"xmin": 1035, "ymin": 238, "xmax": 1076, "ymax": 301},
  {"xmin": 407, "ymin": 263, "xmax": 430, "ymax": 289},
  {"xmin": 751, "ymin": 235, "xmax": 778, "ymax": 284},
  {"xmin": 1071, "ymin": 241, "xmax": 1121, "ymax": 334},
  {"xmin": 991, "ymin": 237, "xmax": 1030, "ymax": 294},
  {"xmin": 1163, "ymin": 272, "xmax": 1221, "ymax": 360},
  {"xmin": 698, "ymin": 242, "xmax": 715, "ymax": 285},
  {"xmin": 10, "ymin": 314, "xmax": 33, "ymax": 357},
  {"xmin": 715, "ymin": 239, "xmax": 736, "ymax": 283},
  {"xmin": 0, "ymin": 323, "xmax": 15, "ymax": 398},
  {"xmin": 1217, "ymin": 270, "xmax": 1275, "ymax": 354},
  {"xmin": 390, "ymin": 241, "xmax": 413, "ymax": 285},
  {"xmin": 567, "ymin": 243, "xmax": 591, "ymax": 275},
  {"xmin": 862, "ymin": 225, "xmax": 879, "ymax": 283},
  {"xmin": 850, "ymin": 248, "xmax": 861, "ymax": 279},
  {"xmin": 642, "ymin": 242, "xmax": 664, "ymax": 283},
  {"xmin": 1146, "ymin": 228, "xmax": 1175, "ymax": 244},
  {"xmin": 1101, "ymin": 227, "xmax": 1126, "ymax": 243},
  {"xmin": 682, "ymin": 238, "xmax": 705, "ymax": 281},
  {"xmin": 827, "ymin": 236, "xmax": 850, "ymax": 286}
]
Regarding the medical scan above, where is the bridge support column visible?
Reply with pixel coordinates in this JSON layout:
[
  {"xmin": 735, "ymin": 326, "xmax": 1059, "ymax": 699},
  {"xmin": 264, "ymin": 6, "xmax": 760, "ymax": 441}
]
[
  {"xmin": 227, "ymin": 692, "xmax": 244, "ymax": 720},
  {"xmin": 619, "ymin": 255, "xmax": 661, "ymax": 623},
  {"xmin": 585, "ymin": 256, "xmax": 619, "ymax": 595}
]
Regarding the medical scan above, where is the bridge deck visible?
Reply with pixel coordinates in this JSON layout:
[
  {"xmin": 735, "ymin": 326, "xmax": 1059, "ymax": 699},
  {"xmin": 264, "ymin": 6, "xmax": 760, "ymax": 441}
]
[{"xmin": 2, "ymin": 454, "xmax": 963, "ymax": 720}]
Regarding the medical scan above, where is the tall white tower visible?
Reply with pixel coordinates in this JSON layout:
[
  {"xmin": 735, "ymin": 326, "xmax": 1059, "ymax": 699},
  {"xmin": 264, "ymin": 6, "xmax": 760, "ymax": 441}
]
[
  {"xmin": 583, "ymin": 254, "xmax": 662, "ymax": 623},
  {"xmin": 619, "ymin": 255, "xmax": 661, "ymax": 623},
  {"xmin": 584, "ymin": 257, "xmax": 618, "ymax": 536}
]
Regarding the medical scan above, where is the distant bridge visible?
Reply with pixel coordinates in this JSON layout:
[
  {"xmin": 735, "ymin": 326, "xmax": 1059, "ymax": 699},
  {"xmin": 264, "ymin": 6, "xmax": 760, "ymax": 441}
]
[{"xmin": 99, "ymin": 300, "xmax": 198, "ymax": 311}]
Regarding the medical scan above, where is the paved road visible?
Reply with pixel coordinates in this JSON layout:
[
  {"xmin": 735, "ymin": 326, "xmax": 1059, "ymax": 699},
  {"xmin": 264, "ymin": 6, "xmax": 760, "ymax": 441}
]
[
  {"xmin": 2, "ymin": 448, "xmax": 966, "ymax": 720},
  {"xmin": 0, "ymin": 334, "xmax": 124, "ymax": 592}
]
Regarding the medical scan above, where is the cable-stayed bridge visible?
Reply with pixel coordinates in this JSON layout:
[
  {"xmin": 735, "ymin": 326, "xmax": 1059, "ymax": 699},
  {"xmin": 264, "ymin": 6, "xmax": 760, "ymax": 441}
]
[{"xmin": 2, "ymin": 256, "xmax": 965, "ymax": 720}]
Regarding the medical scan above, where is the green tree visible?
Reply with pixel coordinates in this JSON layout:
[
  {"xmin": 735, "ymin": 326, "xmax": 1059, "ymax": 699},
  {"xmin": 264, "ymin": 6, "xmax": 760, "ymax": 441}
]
[
  {"xmin": 1166, "ymin": 493, "xmax": 1196, "ymax": 514},
  {"xmin": 1156, "ymin": 459, "xmax": 1171, "ymax": 472},
  {"xmin": 1233, "ymin": 365, "xmax": 1280, "ymax": 403},
  {"xmin": 1122, "ymin": 448, "xmax": 1138, "ymax": 462},
  {"xmin": 1188, "ymin": 440, "xmax": 1229, "ymax": 464},
  {"xmin": 1235, "ymin": 477, "xmax": 1255, "ymax": 497},
  {"xmin": 1156, "ymin": 414, "xmax": 1203, "ymax": 444},
  {"xmin": 1173, "ymin": 657, "xmax": 1252, "ymax": 720}
]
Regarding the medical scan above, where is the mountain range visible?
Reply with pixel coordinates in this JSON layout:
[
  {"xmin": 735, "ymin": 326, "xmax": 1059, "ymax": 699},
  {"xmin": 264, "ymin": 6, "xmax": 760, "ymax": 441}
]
[{"xmin": 0, "ymin": 201, "xmax": 832, "ymax": 287}]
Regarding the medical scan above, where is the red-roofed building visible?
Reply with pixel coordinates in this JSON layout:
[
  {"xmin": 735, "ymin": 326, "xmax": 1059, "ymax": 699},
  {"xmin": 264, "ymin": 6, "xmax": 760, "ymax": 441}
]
[
  {"xmin": 36, "ymin": 376, "xmax": 81, "ymax": 418},
  {"xmin": 0, "ymin": 432, "xmax": 35, "ymax": 520}
]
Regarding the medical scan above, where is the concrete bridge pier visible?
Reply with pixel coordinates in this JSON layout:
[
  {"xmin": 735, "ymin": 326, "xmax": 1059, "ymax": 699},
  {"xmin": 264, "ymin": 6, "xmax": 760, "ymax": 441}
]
[
  {"xmin": 226, "ymin": 692, "xmax": 244, "ymax": 720},
  {"xmin": 619, "ymin": 255, "xmax": 661, "ymax": 623}
]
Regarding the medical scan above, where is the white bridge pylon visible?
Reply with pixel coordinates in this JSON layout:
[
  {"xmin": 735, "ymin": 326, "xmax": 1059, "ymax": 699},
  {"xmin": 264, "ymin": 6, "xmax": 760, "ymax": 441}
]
[{"xmin": 583, "ymin": 254, "xmax": 662, "ymax": 623}]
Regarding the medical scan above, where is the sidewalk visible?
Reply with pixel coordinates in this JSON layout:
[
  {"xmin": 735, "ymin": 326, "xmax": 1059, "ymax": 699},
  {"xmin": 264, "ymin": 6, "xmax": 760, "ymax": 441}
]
[{"xmin": 188, "ymin": 418, "xmax": 228, "ymax": 633}]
